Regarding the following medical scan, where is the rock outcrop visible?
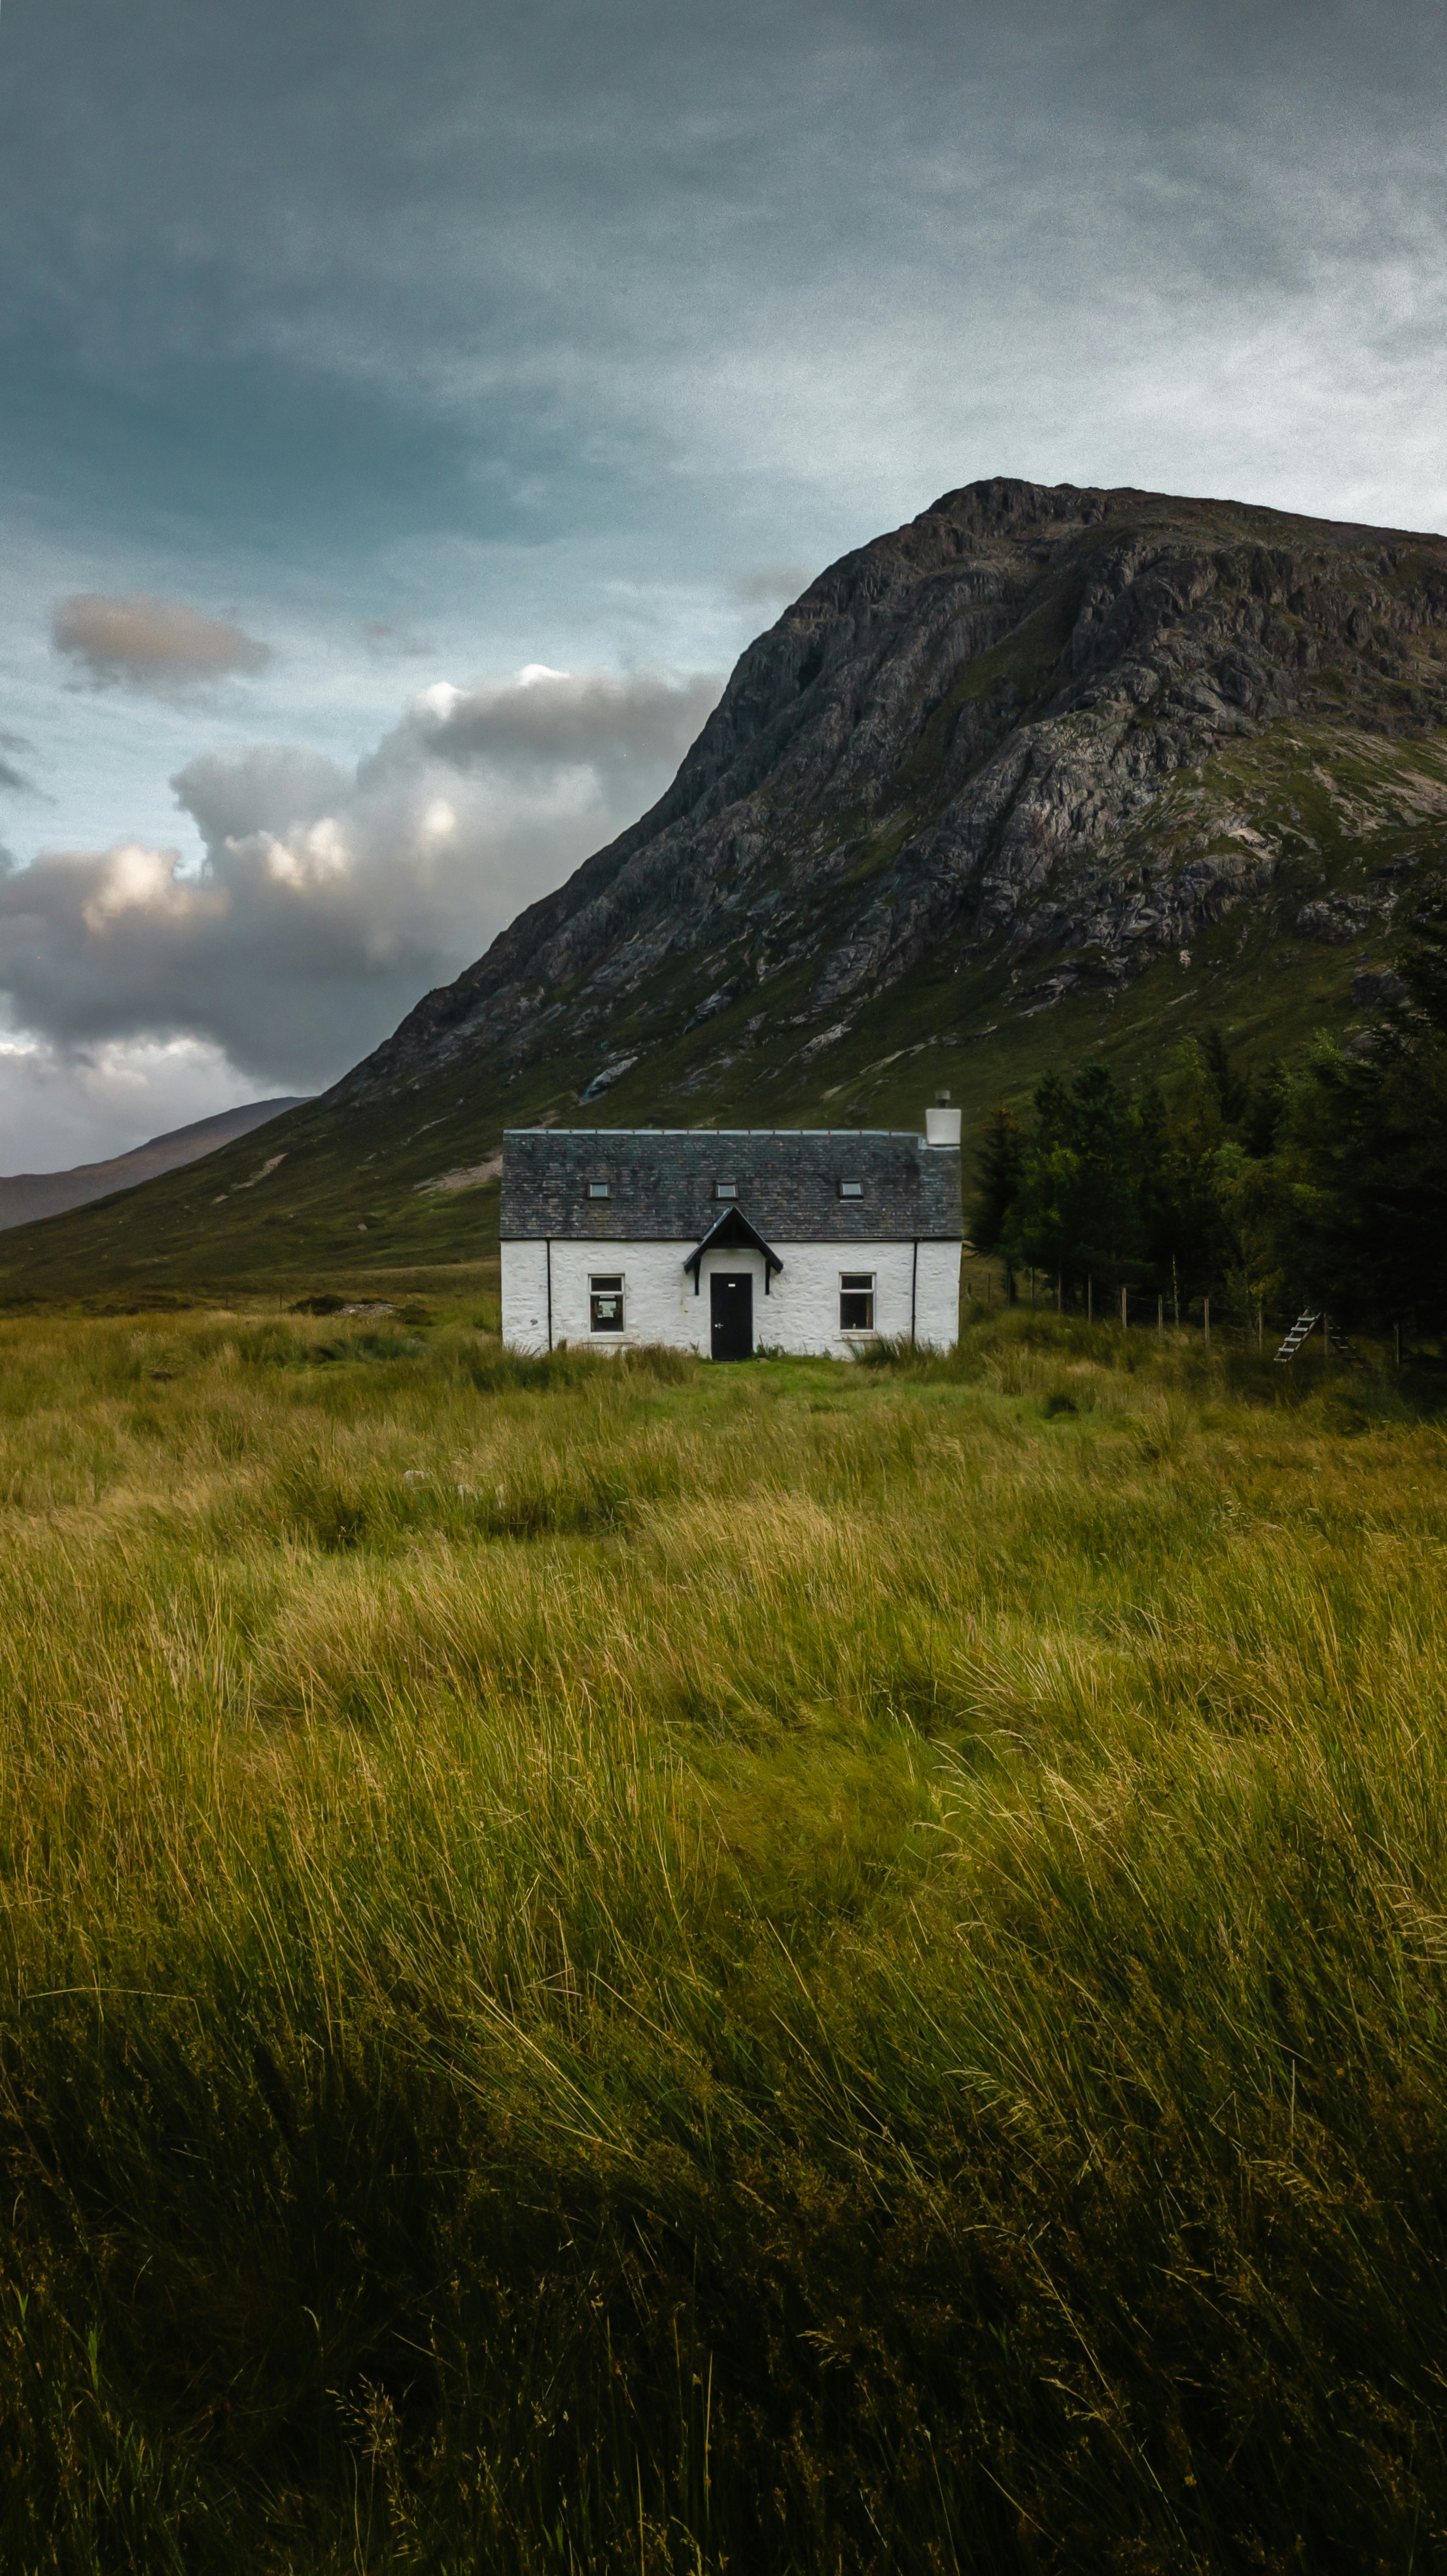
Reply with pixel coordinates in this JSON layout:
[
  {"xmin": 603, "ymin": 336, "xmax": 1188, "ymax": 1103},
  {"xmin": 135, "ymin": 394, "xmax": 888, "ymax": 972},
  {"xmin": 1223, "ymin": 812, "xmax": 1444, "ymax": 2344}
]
[{"xmin": 338, "ymin": 477, "xmax": 1447, "ymax": 1104}]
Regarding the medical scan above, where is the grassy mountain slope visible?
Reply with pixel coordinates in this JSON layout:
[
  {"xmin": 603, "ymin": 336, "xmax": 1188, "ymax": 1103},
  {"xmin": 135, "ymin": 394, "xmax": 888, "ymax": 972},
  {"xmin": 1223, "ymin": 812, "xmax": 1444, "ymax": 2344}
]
[
  {"xmin": 0, "ymin": 1095, "xmax": 305, "ymax": 1233},
  {"xmin": 3, "ymin": 477, "xmax": 1446, "ymax": 1305}
]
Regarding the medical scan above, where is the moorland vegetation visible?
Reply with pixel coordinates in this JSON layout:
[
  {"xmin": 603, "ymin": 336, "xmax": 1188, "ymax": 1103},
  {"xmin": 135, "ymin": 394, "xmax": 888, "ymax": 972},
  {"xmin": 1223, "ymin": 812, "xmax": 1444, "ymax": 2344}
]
[{"xmin": 0, "ymin": 1297, "xmax": 1444, "ymax": 2567}]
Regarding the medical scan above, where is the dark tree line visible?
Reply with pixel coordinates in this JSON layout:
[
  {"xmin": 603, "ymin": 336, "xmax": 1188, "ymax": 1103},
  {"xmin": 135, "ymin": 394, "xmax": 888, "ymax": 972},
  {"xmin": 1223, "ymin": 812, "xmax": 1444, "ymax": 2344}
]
[{"xmin": 969, "ymin": 877, "xmax": 1447, "ymax": 1339}]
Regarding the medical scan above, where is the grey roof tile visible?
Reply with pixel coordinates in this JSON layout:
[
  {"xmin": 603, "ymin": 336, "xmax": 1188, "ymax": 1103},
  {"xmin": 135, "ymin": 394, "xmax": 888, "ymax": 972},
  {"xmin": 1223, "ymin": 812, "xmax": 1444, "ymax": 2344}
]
[{"xmin": 501, "ymin": 1127, "xmax": 962, "ymax": 1242}]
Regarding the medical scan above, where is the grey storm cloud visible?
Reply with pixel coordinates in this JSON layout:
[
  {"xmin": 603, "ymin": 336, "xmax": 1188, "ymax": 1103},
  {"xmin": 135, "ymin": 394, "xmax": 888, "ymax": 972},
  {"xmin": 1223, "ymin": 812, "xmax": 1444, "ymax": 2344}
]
[
  {"xmin": 52, "ymin": 595, "xmax": 272, "ymax": 695},
  {"xmin": 369, "ymin": 666, "xmax": 725, "ymax": 794},
  {"xmin": 0, "ymin": 664, "xmax": 721, "ymax": 1088},
  {"xmin": 3, "ymin": 0, "xmax": 1446, "ymax": 562}
]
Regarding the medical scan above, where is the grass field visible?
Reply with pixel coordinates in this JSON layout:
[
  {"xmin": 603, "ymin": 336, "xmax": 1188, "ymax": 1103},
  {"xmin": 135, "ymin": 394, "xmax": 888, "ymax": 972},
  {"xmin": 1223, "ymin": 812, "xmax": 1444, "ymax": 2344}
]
[{"xmin": 1, "ymin": 1296, "xmax": 1445, "ymax": 2569}]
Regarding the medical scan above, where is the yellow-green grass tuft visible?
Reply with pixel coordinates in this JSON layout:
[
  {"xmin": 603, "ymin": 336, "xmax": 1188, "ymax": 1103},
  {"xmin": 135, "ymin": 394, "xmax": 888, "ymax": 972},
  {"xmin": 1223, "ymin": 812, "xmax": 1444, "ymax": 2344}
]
[{"xmin": 0, "ymin": 1303, "xmax": 1444, "ymax": 2567}]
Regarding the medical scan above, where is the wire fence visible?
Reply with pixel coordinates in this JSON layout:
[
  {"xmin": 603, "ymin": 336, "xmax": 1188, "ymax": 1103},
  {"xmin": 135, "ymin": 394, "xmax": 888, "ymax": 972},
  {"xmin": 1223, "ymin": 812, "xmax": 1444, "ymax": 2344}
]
[{"xmin": 959, "ymin": 1267, "xmax": 1414, "ymax": 1367}]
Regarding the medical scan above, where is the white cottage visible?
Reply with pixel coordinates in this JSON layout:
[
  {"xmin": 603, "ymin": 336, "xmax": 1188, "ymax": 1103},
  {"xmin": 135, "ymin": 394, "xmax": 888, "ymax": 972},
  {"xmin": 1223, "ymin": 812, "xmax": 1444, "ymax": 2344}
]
[{"xmin": 500, "ymin": 1105, "xmax": 962, "ymax": 1360}]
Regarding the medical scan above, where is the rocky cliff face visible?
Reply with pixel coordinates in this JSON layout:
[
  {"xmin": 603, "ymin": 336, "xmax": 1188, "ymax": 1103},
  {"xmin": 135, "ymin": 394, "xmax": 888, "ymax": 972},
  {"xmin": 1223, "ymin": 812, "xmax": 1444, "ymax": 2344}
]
[
  {"xmin": 9, "ymin": 478, "xmax": 1447, "ymax": 1301},
  {"xmin": 340, "ymin": 478, "xmax": 1447, "ymax": 1109}
]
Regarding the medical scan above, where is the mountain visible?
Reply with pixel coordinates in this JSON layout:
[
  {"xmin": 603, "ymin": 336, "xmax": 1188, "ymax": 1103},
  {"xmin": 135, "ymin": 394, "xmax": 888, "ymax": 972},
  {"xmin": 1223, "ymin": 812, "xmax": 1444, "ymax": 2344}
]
[
  {"xmin": 0, "ymin": 1099, "xmax": 307, "ymax": 1232},
  {"xmin": 2, "ymin": 476, "xmax": 1445, "ymax": 1303}
]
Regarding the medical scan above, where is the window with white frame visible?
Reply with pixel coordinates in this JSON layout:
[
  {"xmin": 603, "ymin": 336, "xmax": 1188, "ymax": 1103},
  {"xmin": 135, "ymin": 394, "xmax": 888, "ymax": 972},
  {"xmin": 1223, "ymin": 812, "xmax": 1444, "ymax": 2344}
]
[
  {"xmin": 839, "ymin": 1271, "xmax": 875, "ymax": 1331},
  {"xmin": 589, "ymin": 1273, "xmax": 625, "ymax": 1332}
]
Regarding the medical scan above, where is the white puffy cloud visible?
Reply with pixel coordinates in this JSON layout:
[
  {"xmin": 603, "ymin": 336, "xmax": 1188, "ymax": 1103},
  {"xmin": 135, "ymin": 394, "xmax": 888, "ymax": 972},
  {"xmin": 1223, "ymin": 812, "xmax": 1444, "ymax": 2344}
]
[
  {"xmin": 52, "ymin": 594, "xmax": 273, "ymax": 695},
  {"xmin": 0, "ymin": 662, "xmax": 722, "ymax": 1093},
  {"xmin": 173, "ymin": 744, "xmax": 350, "ymax": 844}
]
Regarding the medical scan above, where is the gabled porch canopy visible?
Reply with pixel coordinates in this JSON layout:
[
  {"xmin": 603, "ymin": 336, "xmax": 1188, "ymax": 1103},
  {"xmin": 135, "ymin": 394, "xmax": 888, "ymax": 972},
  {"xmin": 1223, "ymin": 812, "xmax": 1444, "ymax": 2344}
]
[{"xmin": 683, "ymin": 1205, "xmax": 784, "ymax": 1294}]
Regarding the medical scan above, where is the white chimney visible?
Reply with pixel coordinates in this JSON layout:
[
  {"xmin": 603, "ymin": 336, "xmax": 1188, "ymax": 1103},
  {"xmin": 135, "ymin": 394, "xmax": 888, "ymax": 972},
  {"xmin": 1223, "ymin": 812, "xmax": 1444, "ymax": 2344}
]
[{"xmin": 924, "ymin": 1091, "xmax": 961, "ymax": 1148}]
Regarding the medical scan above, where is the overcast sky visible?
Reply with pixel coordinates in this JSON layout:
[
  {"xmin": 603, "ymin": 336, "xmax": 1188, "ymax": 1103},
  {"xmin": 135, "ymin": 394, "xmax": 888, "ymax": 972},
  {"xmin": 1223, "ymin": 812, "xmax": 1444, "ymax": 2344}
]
[{"xmin": 0, "ymin": 0, "xmax": 1444, "ymax": 1168}]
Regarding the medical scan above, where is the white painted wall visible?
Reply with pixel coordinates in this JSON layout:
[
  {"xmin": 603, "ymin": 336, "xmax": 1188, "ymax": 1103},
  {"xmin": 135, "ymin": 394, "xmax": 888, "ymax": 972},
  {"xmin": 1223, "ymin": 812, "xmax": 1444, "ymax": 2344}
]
[{"xmin": 501, "ymin": 1237, "xmax": 961, "ymax": 1356}]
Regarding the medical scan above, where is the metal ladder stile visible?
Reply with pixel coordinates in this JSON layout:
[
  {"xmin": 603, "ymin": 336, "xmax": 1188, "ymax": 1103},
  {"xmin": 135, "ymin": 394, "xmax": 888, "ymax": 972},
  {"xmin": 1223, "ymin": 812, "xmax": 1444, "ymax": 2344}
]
[
  {"xmin": 1272, "ymin": 1309, "xmax": 1367, "ymax": 1367},
  {"xmin": 1273, "ymin": 1309, "xmax": 1319, "ymax": 1364}
]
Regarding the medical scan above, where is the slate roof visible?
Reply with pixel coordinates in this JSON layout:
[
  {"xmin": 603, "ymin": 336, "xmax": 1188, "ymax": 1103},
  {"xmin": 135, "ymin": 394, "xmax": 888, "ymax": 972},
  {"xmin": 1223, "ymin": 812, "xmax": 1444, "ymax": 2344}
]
[{"xmin": 501, "ymin": 1128, "xmax": 962, "ymax": 1243}]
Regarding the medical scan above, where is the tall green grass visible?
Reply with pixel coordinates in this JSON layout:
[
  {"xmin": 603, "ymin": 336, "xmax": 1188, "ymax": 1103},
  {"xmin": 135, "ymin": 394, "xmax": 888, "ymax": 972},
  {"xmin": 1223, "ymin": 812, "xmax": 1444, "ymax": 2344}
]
[{"xmin": 0, "ymin": 1304, "xmax": 1444, "ymax": 2568}]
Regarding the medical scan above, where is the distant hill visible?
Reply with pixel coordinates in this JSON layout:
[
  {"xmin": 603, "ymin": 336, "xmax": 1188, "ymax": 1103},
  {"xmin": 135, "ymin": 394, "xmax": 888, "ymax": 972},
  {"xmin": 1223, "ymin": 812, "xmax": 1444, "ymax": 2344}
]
[
  {"xmin": 1, "ymin": 475, "xmax": 1444, "ymax": 1303},
  {"xmin": 0, "ymin": 1098, "xmax": 307, "ymax": 1232}
]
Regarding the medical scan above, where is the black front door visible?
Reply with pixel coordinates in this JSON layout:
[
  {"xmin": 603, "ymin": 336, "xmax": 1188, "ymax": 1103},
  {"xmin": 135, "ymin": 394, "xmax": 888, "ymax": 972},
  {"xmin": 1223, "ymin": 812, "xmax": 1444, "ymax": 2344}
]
[{"xmin": 710, "ymin": 1271, "xmax": 754, "ymax": 1361}]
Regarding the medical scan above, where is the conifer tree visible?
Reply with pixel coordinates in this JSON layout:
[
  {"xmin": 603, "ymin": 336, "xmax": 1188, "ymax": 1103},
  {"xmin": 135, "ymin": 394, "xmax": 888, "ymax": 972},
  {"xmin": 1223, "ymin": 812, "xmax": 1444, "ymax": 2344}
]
[
  {"xmin": 1273, "ymin": 874, "xmax": 1447, "ymax": 1334},
  {"xmin": 969, "ymin": 1105, "xmax": 1024, "ymax": 1256}
]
